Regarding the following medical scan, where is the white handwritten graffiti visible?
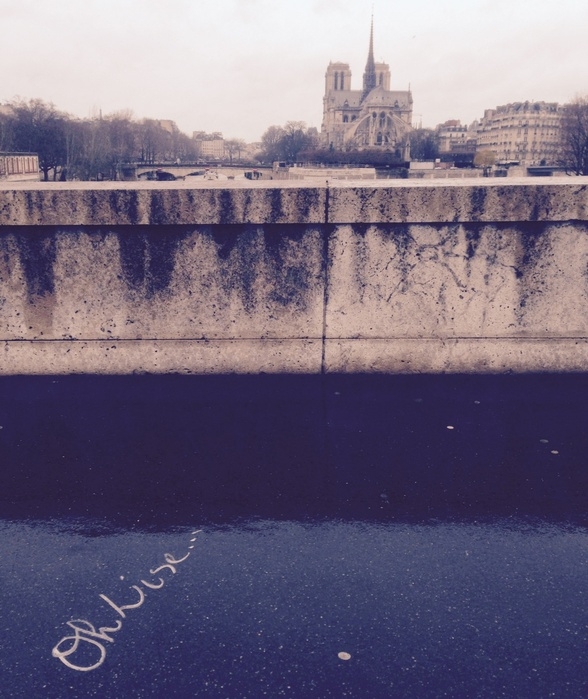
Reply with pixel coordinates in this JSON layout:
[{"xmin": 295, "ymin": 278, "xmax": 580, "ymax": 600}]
[{"xmin": 51, "ymin": 530, "xmax": 201, "ymax": 672}]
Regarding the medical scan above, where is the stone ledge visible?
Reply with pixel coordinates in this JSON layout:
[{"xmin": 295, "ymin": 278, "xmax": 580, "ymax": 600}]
[
  {"xmin": 325, "ymin": 338, "xmax": 588, "ymax": 373},
  {"xmin": 0, "ymin": 185, "xmax": 327, "ymax": 226},
  {"xmin": 0, "ymin": 339, "xmax": 323, "ymax": 374},
  {"xmin": 3, "ymin": 337, "xmax": 588, "ymax": 375},
  {"xmin": 328, "ymin": 180, "xmax": 588, "ymax": 224},
  {"xmin": 0, "ymin": 178, "xmax": 586, "ymax": 226}
]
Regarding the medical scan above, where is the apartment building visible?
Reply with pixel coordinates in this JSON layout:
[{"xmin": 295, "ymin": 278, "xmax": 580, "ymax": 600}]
[{"xmin": 475, "ymin": 102, "xmax": 562, "ymax": 166}]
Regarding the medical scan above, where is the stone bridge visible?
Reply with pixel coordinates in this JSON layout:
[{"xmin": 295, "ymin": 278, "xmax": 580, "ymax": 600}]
[
  {"xmin": 0, "ymin": 178, "xmax": 587, "ymax": 374},
  {"xmin": 133, "ymin": 164, "xmax": 264, "ymax": 180},
  {"xmin": 135, "ymin": 164, "xmax": 204, "ymax": 179}
]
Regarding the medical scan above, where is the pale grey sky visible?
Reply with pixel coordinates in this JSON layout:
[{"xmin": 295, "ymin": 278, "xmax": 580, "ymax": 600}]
[{"xmin": 1, "ymin": 0, "xmax": 586, "ymax": 141}]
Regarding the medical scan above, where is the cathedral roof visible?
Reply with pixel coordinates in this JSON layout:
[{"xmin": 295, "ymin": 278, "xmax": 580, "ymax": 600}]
[
  {"xmin": 327, "ymin": 91, "xmax": 363, "ymax": 108},
  {"xmin": 361, "ymin": 85, "xmax": 411, "ymax": 108}
]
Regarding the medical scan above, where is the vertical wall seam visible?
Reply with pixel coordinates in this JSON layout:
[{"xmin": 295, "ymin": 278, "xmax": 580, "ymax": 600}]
[{"xmin": 320, "ymin": 182, "xmax": 330, "ymax": 374}]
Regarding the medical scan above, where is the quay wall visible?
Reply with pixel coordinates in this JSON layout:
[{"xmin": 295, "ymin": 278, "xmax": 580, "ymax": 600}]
[{"xmin": 1, "ymin": 179, "xmax": 587, "ymax": 374}]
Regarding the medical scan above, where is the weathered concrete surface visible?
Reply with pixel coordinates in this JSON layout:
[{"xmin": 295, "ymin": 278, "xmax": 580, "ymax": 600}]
[
  {"xmin": 0, "ymin": 182, "xmax": 326, "ymax": 226},
  {"xmin": 0, "ymin": 225, "xmax": 324, "ymax": 341},
  {"xmin": 328, "ymin": 180, "xmax": 588, "ymax": 223},
  {"xmin": 1, "ymin": 179, "xmax": 588, "ymax": 374}
]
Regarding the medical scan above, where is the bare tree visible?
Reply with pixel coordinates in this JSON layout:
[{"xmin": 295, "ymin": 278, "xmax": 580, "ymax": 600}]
[
  {"xmin": 225, "ymin": 137, "xmax": 247, "ymax": 163},
  {"xmin": 224, "ymin": 138, "xmax": 239, "ymax": 164},
  {"xmin": 10, "ymin": 99, "xmax": 68, "ymax": 180},
  {"xmin": 280, "ymin": 121, "xmax": 318, "ymax": 162},
  {"xmin": 559, "ymin": 96, "xmax": 588, "ymax": 175},
  {"xmin": 79, "ymin": 118, "xmax": 112, "ymax": 180},
  {"xmin": 138, "ymin": 119, "xmax": 167, "ymax": 164},
  {"xmin": 259, "ymin": 122, "xmax": 318, "ymax": 163},
  {"xmin": 259, "ymin": 125, "xmax": 286, "ymax": 163},
  {"xmin": 0, "ymin": 107, "xmax": 16, "ymax": 151},
  {"xmin": 474, "ymin": 149, "xmax": 496, "ymax": 176},
  {"xmin": 409, "ymin": 128, "xmax": 439, "ymax": 161}
]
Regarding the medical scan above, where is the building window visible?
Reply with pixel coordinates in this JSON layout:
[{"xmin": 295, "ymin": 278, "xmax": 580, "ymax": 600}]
[{"xmin": 334, "ymin": 72, "xmax": 339, "ymax": 90}]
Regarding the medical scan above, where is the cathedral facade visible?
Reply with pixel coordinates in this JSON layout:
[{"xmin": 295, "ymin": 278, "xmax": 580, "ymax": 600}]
[{"xmin": 321, "ymin": 20, "xmax": 413, "ymax": 156}]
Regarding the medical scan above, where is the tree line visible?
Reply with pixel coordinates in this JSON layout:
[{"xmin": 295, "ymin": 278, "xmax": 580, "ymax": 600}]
[
  {"xmin": 257, "ymin": 120, "xmax": 438, "ymax": 165},
  {"xmin": 257, "ymin": 120, "xmax": 415, "ymax": 166},
  {"xmin": 2, "ymin": 95, "xmax": 587, "ymax": 180},
  {"xmin": 0, "ymin": 99, "xmax": 199, "ymax": 181}
]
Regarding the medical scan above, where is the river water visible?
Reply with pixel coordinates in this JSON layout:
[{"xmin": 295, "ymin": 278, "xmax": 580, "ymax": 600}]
[{"xmin": 1, "ymin": 375, "xmax": 587, "ymax": 697}]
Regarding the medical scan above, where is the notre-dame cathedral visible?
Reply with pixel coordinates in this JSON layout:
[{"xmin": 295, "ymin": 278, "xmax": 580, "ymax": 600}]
[{"xmin": 321, "ymin": 19, "xmax": 413, "ymax": 156}]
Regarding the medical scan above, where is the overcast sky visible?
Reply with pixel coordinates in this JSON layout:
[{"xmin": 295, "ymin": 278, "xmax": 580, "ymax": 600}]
[{"xmin": 1, "ymin": 0, "xmax": 587, "ymax": 142}]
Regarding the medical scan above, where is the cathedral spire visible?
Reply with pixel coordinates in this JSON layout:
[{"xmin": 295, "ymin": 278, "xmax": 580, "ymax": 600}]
[{"xmin": 362, "ymin": 15, "xmax": 377, "ymax": 100}]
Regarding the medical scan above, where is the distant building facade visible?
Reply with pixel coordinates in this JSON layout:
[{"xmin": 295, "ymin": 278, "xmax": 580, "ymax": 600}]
[
  {"xmin": 434, "ymin": 119, "xmax": 477, "ymax": 163},
  {"xmin": 436, "ymin": 120, "xmax": 471, "ymax": 153},
  {"xmin": 0, "ymin": 152, "xmax": 39, "ymax": 181},
  {"xmin": 157, "ymin": 119, "xmax": 176, "ymax": 135},
  {"xmin": 193, "ymin": 133, "xmax": 226, "ymax": 160},
  {"xmin": 321, "ymin": 19, "xmax": 412, "ymax": 155},
  {"xmin": 475, "ymin": 102, "xmax": 562, "ymax": 166}
]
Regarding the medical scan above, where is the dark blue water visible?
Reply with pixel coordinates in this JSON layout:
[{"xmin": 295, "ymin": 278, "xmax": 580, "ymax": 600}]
[{"xmin": 1, "ymin": 375, "xmax": 588, "ymax": 697}]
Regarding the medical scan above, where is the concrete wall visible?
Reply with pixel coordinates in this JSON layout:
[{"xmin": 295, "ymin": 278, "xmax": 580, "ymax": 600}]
[{"xmin": 1, "ymin": 179, "xmax": 587, "ymax": 374}]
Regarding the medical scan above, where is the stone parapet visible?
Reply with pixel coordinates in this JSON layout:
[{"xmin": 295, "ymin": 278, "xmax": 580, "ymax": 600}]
[{"xmin": 1, "ymin": 178, "xmax": 587, "ymax": 374}]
